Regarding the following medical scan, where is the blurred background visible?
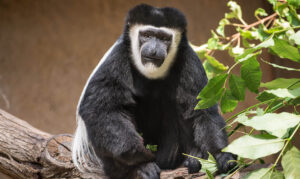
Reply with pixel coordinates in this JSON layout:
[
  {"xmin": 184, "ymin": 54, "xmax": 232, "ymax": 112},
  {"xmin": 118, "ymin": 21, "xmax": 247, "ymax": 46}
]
[{"xmin": 0, "ymin": 0, "xmax": 299, "ymax": 177}]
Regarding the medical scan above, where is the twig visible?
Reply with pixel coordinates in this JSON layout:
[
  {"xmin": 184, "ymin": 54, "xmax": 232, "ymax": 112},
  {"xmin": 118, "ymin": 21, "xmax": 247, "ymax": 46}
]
[{"xmin": 230, "ymin": 13, "xmax": 278, "ymax": 42}]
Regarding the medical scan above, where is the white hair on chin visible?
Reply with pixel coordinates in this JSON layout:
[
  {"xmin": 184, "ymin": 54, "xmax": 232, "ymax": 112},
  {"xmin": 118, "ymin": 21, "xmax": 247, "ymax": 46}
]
[
  {"xmin": 129, "ymin": 24, "xmax": 181, "ymax": 79},
  {"xmin": 72, "ymin": 41, "xmax": 120, "ymax": 175}
]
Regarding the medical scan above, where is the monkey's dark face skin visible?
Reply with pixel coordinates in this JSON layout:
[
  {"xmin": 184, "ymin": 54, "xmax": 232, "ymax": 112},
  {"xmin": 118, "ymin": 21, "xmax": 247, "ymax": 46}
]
[
  {"xmin": 72, "ymin": 3, "xmax": 237, "ymax": 179},
  {"xmin": 139, "ymin": 28, "xmax": 172, "ymax": 67}
]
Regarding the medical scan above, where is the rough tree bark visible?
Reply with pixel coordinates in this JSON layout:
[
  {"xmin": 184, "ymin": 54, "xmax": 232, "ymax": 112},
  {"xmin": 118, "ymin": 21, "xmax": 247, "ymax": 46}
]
[{"xmin": 0, "ymin": 109, "xmax": 267, "ymax": 179}]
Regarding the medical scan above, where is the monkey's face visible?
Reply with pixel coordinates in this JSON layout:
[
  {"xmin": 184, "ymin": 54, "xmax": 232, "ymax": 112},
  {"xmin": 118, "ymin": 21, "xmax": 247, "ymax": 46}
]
[
  {"xmin": 130, "ymin": 25, "xmax": 181, "ymax": 79},
  {"xmin": 139, "ymin": 28, "xmax": 172, "ymax": 68}
]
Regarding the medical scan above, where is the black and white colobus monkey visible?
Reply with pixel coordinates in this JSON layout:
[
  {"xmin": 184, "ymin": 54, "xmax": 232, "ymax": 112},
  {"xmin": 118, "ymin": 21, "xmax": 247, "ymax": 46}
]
[{"xmin": 72, "ymin": 4, "xmax": 236, "ymax": 179}]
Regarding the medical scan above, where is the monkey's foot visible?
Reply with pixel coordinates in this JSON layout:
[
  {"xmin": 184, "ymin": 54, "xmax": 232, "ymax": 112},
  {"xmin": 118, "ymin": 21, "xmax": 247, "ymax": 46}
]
[
  {"xmin": 215, "ymin": 152, "xmax": 237, "ymax": 174},
  {"xmin": 183, "ymin": 157, "xmax": 201, "ymax": 174},
  {"xmin": 135, "ymin": 162, "xmax": 161, "ymax": 179}
]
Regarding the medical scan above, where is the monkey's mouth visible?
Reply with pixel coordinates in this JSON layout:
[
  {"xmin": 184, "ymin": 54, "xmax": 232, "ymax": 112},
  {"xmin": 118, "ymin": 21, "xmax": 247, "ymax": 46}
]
[{"xmin": 141, "ymin": 56, "xmax": 164, "ymax": 67}]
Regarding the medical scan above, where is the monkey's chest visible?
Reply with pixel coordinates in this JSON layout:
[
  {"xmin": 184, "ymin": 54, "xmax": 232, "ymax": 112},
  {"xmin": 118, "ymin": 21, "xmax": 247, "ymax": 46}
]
[{"xmin": 134, "ymin": 95, "xmax": 180, "ymax": 144}]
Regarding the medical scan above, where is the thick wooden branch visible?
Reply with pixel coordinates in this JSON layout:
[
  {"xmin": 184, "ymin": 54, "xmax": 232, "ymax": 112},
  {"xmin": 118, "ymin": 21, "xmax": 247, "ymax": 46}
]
[{"xmin": 0, "ymin": 109, "xmax": 267, "ymax": 179}]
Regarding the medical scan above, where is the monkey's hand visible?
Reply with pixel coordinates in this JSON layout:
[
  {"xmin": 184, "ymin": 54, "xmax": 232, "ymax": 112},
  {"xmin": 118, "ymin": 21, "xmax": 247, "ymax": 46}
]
[
  {"xmin": 115, "ymin": 136, "xmax": 156, "ymax": 166},
  {"xmin": 134, "ymin": 162, "xmax": 161, "ymax": 179},
  {"xmin": 183, "ymin": 149, "xmax": 202, "ymax": 174},
  {"xmin": 215, "ymin": 152, "xmax": 237, "ymax": 174}
]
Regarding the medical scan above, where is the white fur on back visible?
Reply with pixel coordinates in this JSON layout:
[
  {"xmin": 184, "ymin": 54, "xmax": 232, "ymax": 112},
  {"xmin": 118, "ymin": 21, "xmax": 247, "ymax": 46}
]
[
  {"xmin": 72, "ymin": 41, "xmax": 120, "ymax": 174},
  {"xmin": 129, "ymin": 25, "xmax": 181, "ymax": 79}
]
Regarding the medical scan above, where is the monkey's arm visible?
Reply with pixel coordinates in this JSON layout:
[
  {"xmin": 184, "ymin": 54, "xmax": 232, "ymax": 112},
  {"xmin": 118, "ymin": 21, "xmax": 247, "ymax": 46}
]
[
  {"xmin": 78, "ymin": 76, "xmax": 154, "ymax": 166},
  {"xmin": 193, "ymin": 106, "xmax": 237, "ymax": 173}
]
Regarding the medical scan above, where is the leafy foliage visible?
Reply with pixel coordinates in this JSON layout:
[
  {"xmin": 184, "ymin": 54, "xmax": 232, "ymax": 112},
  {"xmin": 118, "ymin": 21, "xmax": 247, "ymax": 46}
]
[
  {"xmin": 189, "ymin": 0, "xmax": 300, "ymax": 178},
  {"xmin": 282, "ymin": 146, "xmax": 300, "ymax": 179}
]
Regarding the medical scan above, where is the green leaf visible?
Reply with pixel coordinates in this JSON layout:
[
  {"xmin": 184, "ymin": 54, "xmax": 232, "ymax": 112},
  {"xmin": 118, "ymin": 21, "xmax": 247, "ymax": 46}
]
[
  {"xmin": 261, "ymin": 87, "xmax": 300, "ymax": 99},
  {"xmin": 207, "ymin": 37, "xmax": 219, "ymax": 50},
  {"xmin": 229, "ymin": 74, "xmax": 246, "ymax": 100},
  {"xmin": 241, "ymin": 57, "xmax": 262, "ymax": 93},
  {"xmin": 268, "ymin": 0, "xmax": 277, "ymax": 6},
  {"xmin": 205, "ymin": 54, "xmax": 228, "ymax": 71},
  {"xmin": 238, "ymin": 112, "xmax": 300, "ymax": 138},
  {"xmin": 231, "ymin": 46, "xmax": 245, "ymax": 56},
  {"xmin": 146, "ymin": 144, "xmax": 157, "ymax": 152},
  {"xmin": 183, "ymin": 152, "xmax": 217, "ymax": 174},
  {"xmin": 255, "ymin": 8, "xmax": 268, "ymax": 17},
  {"xmin": 287, "ymin": 6, "xmax": 300, "ymax": 26},
  {"xmin": 226, "ymin": 1, "xmax": 242, "ymax": 20},
  {"xmin": 269, "ymin": 38, "xmax": 300, "ymax": 63},
  {"xmin": 195, "ymin": 88, "xmax": 224, "ymax": 109},
  {"xmin": 287, "ymin": 0, "xmax": 300, "ymax": 8},
  {"xmin": 220, "ymin": 90, "xmax": 238, "ymax": 113},
  {"xmin": 244, "ymin": 168, "xmax": 284, "ymax": 179},
  {"xmin": 240, "ymin": 29, "xmax": 255, "ymax": 40},
  {"xmin": 197, "ymin": 74, "xmax": 228, "ymax": 99},
  {"xmin": 256, "ymin": 107, "xmax": 264, "ymax": 116},
  {"xmin": 190, "ymin": 43, "xmax": 208, "ymax": 59},
  {"xmin": 257, "ymin": 25, "xmax": 270, "ymax": 41},
  {"xmin": 206, "ymin": 170, "xmax": 214, "ymax": 179},
  {"xmin": 256, "ymin": 91, "xmax": 277, "ymax": 102},
  {"xmin": 289, "ymin": 30, "xmax": 300, "ymax": 45},
  {"xmin": 222, "ymin": 134, "xmax": 284, "ymax": 159},
  {"xmin": 203, "ymin": 60, "xmax": 217, "ymax": 80},
  {"xmin": 261, "ymin": 59, "xmax": 300, "ymax": 72},
  {"xmin": 216, "ymin": 18, "xmax": 230, "ymax": 37},
  {"xmin": 256, "ymin": 35, "xmax": 275, "ymax": 49},
  {"xmin": 282, "ymin": 146, "xmax": 300, "ymax": 179},
  {"xmin": 201, "ymin": 153, "xmax": 218, "ymax": 174},
  {"xmin": 235, "ymin": 35, "xmax": 274, "ymax": 62},
  {"xmin": 261, "ymin": 78, "xmax": 300, "ymax": 90},
  {"xmin": 231, "ymin": 113, "xmax": 248, "ymax": 125},
  {"xmin": 236, "ymin": 50, "xmax": 262, "ymax": 63}
]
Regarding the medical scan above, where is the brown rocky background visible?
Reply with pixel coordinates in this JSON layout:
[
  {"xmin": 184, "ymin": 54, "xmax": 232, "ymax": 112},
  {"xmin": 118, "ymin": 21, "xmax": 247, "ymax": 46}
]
[{"xmin": 0, "ymin": 0, "xmax": 299, "ymax": 178}]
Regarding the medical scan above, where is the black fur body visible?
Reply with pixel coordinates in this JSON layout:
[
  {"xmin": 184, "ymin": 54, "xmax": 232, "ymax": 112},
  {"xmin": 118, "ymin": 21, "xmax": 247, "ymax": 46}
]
[{"xmin": 75, "ymin": 4, "xmax": 236, "ymax": 179}]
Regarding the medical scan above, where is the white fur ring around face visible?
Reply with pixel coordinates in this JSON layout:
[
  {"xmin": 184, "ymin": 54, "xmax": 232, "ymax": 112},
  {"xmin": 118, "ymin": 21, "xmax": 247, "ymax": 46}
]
[{"xmin": 129, "ymin": 25, "xmax": 182, "ymax": 79}]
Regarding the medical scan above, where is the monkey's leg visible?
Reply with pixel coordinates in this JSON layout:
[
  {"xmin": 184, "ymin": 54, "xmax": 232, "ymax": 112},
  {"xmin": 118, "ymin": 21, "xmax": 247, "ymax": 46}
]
[
  {"xmin": 155, "ymin": 124, "xmax": 182, "ymax": 170},
  {"xmin": 83, "ymin": 113, "xmax": 156, "ymax": 177}
]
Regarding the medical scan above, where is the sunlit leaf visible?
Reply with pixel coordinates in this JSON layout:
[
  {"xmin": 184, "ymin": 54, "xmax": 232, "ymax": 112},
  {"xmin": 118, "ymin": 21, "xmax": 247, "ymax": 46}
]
[
  {"xmin": 270, "ymin": 38, "xmax": 300, "ymax": 63},
  {"xmin": 222, "ymin": 134, "xmax": 284, "ymax": 159},
  {"xmin": 261, "ymin": 78, "xmax": 300, "ymax": 90},
  {"xmin": 216, "ymin": 18, "xmax": 230, "ymax": 37},
  {"xmin": 205, "ymin": 54, "xmax": 228, "ymax": 71},
  {"xmin": 226, "ymin": 1, "xmax": 243, "ymax": 20},
  {"xmin": 260, "ymin": 88, "xmax": 300, "ymax": 99},
  {"xmin": 289, "ymin": 30, "xmax": 300, "ymax": 45},
  {"xmin": 244, "ymin": 168, "xmax": 284, "ymax": 179},
  {"xmin": 207, "ymin": 37, "xmax": 219, "ymax": 50},
  {"xmin": 238, "ymin": 112, "xmax": 300, "ymax": 138},
  {"xmin": 183, "ymin": 152, "xmax": 217, "ymax": 174},
  {"xmin": 261, "ymin": 59, "xmax": 300, "ymax": 72},
  {"xmin": 255, "ymin": 8, "xmax": 268, "ymax": 17},
  {"xmin": 232, "ymin": 46, "xmax": 245, "ymax": 56},
  {"xmin": 282, "ymin": 146, "xmax": 300, "ymax": 179},
  {"xmin": 190, "ymin": 43, "xmax": 208, "ymax": 59}
]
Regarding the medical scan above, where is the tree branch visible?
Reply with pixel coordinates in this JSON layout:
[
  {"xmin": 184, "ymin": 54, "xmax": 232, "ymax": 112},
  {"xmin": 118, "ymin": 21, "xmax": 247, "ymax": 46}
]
[{"xmin": 0, "ymin": 109, "xmax": 272, "ymax": 179}]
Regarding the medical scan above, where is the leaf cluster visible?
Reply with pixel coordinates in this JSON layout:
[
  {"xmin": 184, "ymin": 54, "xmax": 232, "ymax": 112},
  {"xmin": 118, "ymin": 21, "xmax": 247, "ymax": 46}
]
[{"xmin": 188, "ymin": 0, "xmax": 300, "ymax": 178}]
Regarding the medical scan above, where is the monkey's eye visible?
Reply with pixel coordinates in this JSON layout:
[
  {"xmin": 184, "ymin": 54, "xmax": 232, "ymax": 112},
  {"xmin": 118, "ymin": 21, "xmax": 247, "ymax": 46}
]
[{"xmin": 162, "ymin": 37, "xmax": 169, "ymax": 41}]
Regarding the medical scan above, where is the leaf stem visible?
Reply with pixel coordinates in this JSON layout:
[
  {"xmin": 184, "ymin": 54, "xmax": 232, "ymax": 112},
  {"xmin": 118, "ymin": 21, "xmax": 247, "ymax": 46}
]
[
  {"xmin": 230, "ymin": 13, "xmax": 278, "ymax": 42},
  {"xmin": 272, "ymin": 122, "xmax": 300, "ymax": 168},
  {"xmin": 226, "ymin": 99, "xmax": 274, "ymax": 123}
]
